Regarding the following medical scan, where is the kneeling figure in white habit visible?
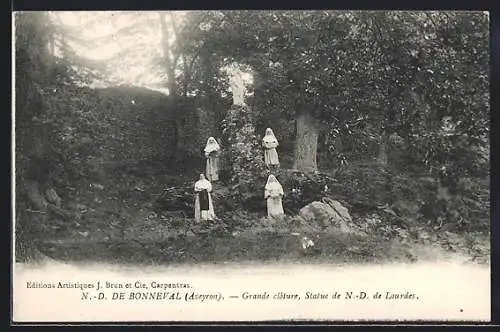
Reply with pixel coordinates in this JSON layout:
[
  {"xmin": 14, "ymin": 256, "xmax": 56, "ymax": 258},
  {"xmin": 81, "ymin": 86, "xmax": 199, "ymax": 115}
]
[
  {"xmin": 194, "ymin": 174, "xmax": 216, "ymax": 221},
  {"xmin": 262, "ymin": 128, "xmax": 280, "ymax": 167},
  {"xmin": 265, "ymin": 174, "xmax": 285, "ymax": 218},
  {"xmin": 204, "ymin": 137, "xmax": 221, "ymax": 182}
]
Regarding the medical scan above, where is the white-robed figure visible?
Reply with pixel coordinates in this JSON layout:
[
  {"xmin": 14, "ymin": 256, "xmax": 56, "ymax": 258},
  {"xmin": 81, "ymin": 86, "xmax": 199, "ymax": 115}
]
[
  {"xmin": 194, "ymin": 174, "xmax": 216, "ymax": 221},
  {"xmin": 262, "ymin": 128, "xmax": 280, "ymax": 167},
  {"xmin": 204, "ymin": 137, "xmax": 221, "ymax": 182},
  {"xmin": 265, "ymin": 174, "xmax": 285, "ymax": 218},
  {"xmin": 229, "ymin": 69, "xmax": 246, "ymax": 106}
]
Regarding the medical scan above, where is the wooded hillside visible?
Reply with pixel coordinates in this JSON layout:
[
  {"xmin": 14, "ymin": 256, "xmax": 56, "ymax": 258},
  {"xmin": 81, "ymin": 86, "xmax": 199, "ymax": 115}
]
[{"xmin": 14, "ymin": 11, "xmax": 490, "ymax": 265}]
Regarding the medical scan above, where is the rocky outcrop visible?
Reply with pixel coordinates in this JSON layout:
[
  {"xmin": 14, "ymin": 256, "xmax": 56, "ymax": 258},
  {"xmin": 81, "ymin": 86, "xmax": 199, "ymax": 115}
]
[{"xmin": 298, "ymin": 199, "xmax": 362, "ymax": 235}]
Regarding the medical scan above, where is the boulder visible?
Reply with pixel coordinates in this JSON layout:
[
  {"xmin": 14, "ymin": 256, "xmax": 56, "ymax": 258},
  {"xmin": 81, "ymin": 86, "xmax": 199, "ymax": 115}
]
[
  {"xmin": 325, "ymin": 198, "xmax": 352, "ymax": 223},
  {"xmin": 299, "ymin": 201, "xmax": 337, "ymax": 229},
  {"xmin": 299, "ymin": 200, "xmax": 360, "ymax": 235}
]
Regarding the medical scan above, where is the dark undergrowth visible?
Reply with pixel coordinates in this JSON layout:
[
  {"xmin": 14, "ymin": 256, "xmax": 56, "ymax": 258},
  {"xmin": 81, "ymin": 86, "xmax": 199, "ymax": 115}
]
[{"xmin": 18, "ymin": 161, "xmax": 490, "ymax": 266}]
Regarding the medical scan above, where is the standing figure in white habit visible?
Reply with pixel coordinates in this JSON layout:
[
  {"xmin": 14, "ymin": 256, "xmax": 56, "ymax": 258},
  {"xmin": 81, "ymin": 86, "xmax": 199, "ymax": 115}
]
[
  {"xmin": 229, "ymin": 70, "xmax": 246, "ymax": 106},
  {"xmin": 204, "ymin": 137, "xmax": 221, "ymax": 182},
  {"xmin": 265, "ymin": 174, "xmax": 285, "ymax": 218},
  {"xmin": 194, "ymin": 174, "xmax": 216, "ymax": 221},
  {"xmin": 262, "ymin": 128, "xmax": 280, "ymax": 167}
]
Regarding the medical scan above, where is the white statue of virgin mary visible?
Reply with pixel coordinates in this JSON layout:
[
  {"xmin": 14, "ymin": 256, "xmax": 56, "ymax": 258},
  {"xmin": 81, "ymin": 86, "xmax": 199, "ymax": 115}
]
[{"xmin": 229, "ymin": 70, "xmax": 246, "ymax": 106}]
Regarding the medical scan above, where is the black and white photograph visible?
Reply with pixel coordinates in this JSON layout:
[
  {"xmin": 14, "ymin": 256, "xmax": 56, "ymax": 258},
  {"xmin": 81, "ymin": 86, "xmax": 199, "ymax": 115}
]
[{"xmin": 12, "ymin": 10, "xmax": 490, "ymax": 322}]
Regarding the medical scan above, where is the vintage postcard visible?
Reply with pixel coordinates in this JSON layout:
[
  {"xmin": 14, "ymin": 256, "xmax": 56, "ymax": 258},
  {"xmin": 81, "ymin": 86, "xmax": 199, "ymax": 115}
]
[{"xmin": 12, "ymin": 10, "xmax": 491, "ymax": 323}]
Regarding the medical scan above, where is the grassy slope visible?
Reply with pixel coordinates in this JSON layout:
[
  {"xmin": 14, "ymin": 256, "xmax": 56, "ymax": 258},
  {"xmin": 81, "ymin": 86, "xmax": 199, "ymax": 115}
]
[{"xmin": 32, "ymin": 162, "xmax": 490, "ymax": 266}]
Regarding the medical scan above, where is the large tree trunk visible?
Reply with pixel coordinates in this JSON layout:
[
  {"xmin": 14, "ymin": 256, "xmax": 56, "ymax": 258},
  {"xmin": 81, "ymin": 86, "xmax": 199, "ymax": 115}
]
[
  {"xmin": 293, "ymin": 111, "xmax": 319, "ymax": 173},
  {"xmin": 200, "ymin": 49, "xmax": 222, "ymax": 135},
  {"xmin": 15, "ymin": 12, "xmax": 56, "ymax": 263},
  {"xmin": 159, "ymin": 13, "xmax": 178, "ymax": 97},
  {"xmin": 15, "ymin": 177, "xmax": 48, "ymax": 263},
  {"xmin": 159, "ymin": 13, "xmax": 184, "ymax": 163}
]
